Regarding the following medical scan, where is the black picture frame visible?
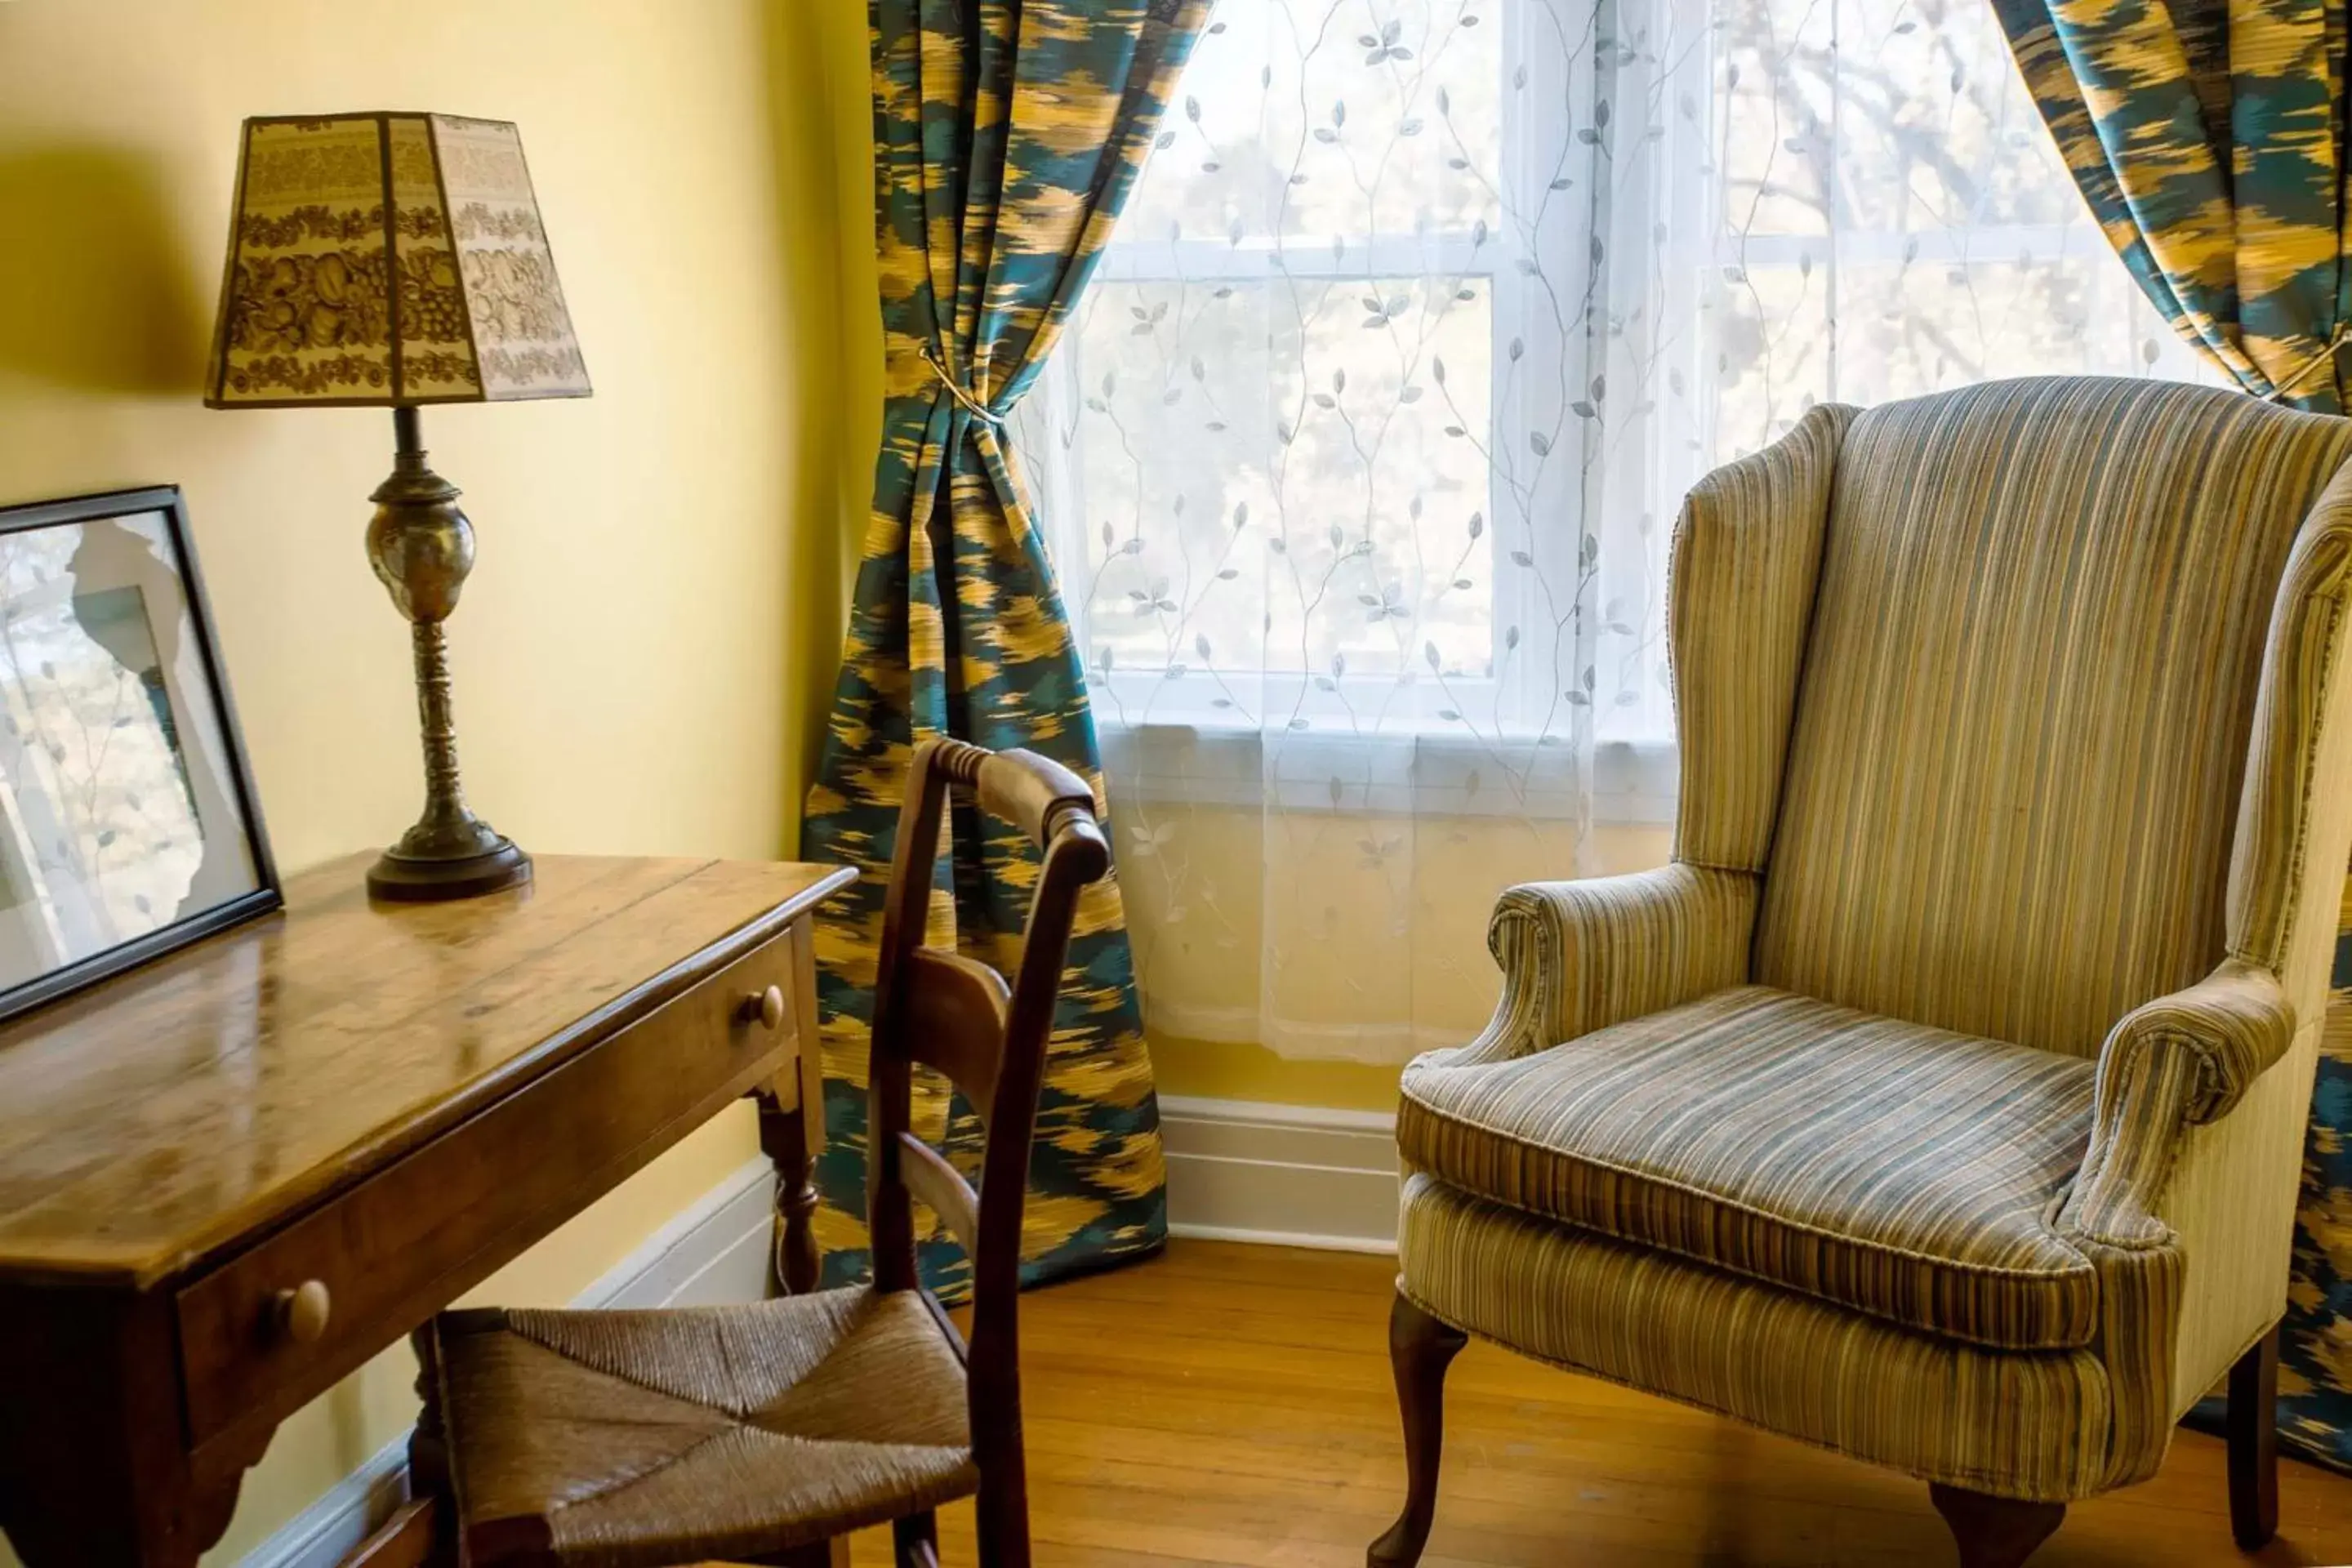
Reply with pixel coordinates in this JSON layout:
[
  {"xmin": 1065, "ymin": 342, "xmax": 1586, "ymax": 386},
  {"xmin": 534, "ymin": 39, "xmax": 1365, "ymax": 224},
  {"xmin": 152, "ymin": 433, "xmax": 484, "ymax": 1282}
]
[{"xmin": 0, "ymin": 484, "xmax": 279, "ymax": 1026}]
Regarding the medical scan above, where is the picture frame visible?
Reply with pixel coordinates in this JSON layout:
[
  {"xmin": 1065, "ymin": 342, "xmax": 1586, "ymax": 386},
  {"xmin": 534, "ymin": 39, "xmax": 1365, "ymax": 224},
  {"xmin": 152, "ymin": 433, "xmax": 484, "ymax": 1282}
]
[{"xmin": 0, "ymin": 484, "xmax": 278, "ymax": 1025}]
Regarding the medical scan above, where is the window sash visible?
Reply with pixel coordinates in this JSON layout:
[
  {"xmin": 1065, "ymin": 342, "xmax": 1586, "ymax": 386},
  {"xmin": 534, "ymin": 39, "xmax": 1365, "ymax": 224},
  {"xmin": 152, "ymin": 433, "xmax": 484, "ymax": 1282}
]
[{"xmin": 1045, "ymin": 0, "xmax": 1623, "ymax": 739}]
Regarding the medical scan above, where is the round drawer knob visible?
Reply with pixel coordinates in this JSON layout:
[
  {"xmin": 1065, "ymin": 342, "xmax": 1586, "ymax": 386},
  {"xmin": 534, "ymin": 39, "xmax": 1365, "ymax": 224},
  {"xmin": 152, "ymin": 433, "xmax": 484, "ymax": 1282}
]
[
  {"xmin": 274, "ymin": 1280, "xmax": 332, "ymax": 1345},
  {"xmin": 748, "ymin": 984, "xmax": 785, "ymax": 1031}
]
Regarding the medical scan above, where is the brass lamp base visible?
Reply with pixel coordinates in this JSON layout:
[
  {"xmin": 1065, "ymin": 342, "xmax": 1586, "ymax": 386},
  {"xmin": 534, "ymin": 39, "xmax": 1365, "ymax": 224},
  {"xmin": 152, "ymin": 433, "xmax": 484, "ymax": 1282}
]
[
  {"xmin": 368, "ymin": 841, "xmax": 532, "ymax": 902},
  {"xmin": 364, "ymin": 406, "xmax": 528, "ymax": 905}
]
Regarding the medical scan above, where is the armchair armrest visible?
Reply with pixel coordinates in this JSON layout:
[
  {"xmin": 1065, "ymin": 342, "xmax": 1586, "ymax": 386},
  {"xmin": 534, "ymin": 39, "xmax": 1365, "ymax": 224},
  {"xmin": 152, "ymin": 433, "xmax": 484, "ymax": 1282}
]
[
  {"xmin": 2058, "ymin": 959, "xmax": 2294, "ymax": 1247},
  {"xmin": 1453, "ymin": 862, "xmax": 1757, "ymax": 1066}
]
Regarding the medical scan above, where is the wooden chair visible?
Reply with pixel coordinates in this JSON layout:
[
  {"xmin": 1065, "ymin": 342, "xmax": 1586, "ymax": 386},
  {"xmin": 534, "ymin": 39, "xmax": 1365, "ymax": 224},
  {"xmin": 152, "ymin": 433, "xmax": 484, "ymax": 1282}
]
[{"xmin": 412, "ymin": 738, "xmax": 1109, "ymax": 1568}]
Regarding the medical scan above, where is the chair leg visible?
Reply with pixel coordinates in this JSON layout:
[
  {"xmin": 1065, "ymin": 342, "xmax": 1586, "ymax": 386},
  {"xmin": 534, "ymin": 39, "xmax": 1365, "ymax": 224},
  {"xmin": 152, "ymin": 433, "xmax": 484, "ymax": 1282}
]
[
  {"xmin": 973, "ymin": 1452, "xmax": 1034, "ymax": 1568},
  {"xmin": 895, "ymin": 1510, "xmax": 941, "ymax": 1567},
  {"xmin": 2229, "ymin": 1326, "xmax": 2281, "ymax": 1549},
  {"xmin": 405, "ymin": 1325, "xmax": 459, "ymax": 1566},
  {"xmin": 759, "ymin": 1544, "xmax": 841, "ymax": 1568},
  {"xmin": 1367, "ymin": 1291, "xmax": 1469, "ymax": 1568},
  {"xmin": 1928, "ymin": 1483, "xmax": 2065, "ymax": 1568}
]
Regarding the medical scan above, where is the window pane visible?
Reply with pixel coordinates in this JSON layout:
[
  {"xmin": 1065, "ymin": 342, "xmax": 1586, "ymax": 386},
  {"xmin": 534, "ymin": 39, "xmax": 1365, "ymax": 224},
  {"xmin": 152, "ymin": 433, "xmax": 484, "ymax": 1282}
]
[
  {"xmin": 1708, "ymin": 0, "xmax": 2205, "ymax": 455},
  {"xmin": 1120, "ymin": 1, "xmax": 1504, "ymax": 248},
  {"xmin": 1067, "ymin": 273, "xmax": 1497, "ymax": 706}
]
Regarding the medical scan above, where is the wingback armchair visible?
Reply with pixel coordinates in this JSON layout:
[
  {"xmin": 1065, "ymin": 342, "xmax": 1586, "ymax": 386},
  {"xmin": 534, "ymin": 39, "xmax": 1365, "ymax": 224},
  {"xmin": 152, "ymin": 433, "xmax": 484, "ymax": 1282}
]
[{"xmin": 1373, "ymin": 377, "xmax": 2352, "ymax": 1568}]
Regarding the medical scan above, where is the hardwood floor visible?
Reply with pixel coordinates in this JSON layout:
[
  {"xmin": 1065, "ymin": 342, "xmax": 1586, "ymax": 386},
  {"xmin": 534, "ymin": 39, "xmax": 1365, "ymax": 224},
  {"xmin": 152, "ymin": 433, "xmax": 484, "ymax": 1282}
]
[{"xmin": 823, "ymin": 1240, "xmax": 2352, "ymax": 1566}]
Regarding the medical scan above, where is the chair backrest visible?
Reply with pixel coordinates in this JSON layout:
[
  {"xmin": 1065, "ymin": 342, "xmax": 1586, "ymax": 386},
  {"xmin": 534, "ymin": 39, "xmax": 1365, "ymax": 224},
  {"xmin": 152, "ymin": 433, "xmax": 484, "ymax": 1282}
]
[
  {"xmin": 1751, "ymin": 377, "xmax": 2352, "ymax": 1060},
  {"xmin": 863, "ymin": 736, "xmax": 1110, "ymax": 1503}
]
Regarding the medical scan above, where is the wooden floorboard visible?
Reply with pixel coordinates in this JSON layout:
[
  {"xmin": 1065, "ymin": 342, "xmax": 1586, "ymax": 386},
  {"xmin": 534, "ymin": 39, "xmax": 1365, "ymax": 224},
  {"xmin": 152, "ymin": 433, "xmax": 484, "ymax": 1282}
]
[{"xmin": 795, "ymin": 1240, "xmax": 2352, "ymax": 1566}]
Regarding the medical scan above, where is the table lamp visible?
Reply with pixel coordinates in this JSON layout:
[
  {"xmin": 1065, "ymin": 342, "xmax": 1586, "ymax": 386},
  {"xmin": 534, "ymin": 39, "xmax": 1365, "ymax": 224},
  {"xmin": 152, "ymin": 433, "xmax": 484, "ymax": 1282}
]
[{"xmin": 205, "ymin": 113, "xmax": 589, "ymax": 901}]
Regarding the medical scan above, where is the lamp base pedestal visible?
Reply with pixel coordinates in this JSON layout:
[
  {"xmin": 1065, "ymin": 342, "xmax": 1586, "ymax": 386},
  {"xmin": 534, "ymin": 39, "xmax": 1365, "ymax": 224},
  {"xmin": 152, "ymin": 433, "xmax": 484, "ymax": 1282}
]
[
  {"xmin": 364, "ymin": 406, "xmax": 528, "ymax": 906},
  {"xmin": 368, "ymin": 840, "xmax": 532, "ymax": 903}
]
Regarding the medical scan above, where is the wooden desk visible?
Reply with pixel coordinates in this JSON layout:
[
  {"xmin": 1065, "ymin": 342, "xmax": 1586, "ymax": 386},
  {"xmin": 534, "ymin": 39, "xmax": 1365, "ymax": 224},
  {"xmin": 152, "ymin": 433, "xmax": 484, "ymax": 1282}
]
[{"xmin": 0, "ymin": 853, "xmax": 854, "ymax": 1568}]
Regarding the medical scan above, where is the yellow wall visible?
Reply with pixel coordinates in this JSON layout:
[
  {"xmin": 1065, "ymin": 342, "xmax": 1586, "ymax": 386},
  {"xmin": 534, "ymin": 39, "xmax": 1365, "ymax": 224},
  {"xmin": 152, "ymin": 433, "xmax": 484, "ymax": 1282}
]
[{"xmin": 0, "ymin": 0, "xmax": 875, "ymax": 1560}]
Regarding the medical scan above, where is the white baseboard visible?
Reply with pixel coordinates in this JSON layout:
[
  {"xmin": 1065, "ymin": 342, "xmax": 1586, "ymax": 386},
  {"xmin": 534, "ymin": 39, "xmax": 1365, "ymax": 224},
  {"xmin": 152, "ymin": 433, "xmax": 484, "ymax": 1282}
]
[
  {"xmin": 238, "ymin": 1156, "xmax": 780, "ymax": 1568},
  {"xmin": 584, "ymin": 1155, "xmax": 778, "ymax": 1312},
  {"xmin": 1159, "ymin": 1094, "xmax": 1401, "ymax": 1255}
]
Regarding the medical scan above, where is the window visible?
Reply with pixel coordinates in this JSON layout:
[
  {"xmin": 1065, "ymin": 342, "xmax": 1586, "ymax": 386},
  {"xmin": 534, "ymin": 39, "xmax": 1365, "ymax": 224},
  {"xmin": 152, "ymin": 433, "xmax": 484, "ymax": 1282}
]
[{"xmin": 1018, "ymin": 0, "xmax": 2207, "ymax": 758}]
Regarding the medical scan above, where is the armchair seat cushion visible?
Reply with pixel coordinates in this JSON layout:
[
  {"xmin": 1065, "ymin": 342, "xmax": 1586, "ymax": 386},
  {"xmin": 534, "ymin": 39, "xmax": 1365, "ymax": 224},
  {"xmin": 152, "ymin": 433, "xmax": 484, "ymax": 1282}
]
[{"xmin": 1399, "ymin": 985, "xmax": 2100, "ymax": 1351}]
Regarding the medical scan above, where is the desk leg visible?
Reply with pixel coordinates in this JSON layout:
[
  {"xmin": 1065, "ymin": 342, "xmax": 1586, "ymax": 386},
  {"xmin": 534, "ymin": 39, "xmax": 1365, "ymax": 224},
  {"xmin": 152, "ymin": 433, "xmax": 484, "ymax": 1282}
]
[
  {"xmin": 760, "ymin": 1090, "xmax": 823, "ymax": 1296},
  {"xmin": 760, "ymin": 920, "xmax": 826, "ymax": 1298},
  {"xmin": 0, "ymin": 1285, "xmax": 244, "ymax": 1567}
]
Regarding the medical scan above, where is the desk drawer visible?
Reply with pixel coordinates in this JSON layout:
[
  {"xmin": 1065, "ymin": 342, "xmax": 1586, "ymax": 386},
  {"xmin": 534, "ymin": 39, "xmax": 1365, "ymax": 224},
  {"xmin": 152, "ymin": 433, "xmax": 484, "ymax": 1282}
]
[{"xmin": 173, "ymin": 928, "xmax": 803, "ymax": 1450}]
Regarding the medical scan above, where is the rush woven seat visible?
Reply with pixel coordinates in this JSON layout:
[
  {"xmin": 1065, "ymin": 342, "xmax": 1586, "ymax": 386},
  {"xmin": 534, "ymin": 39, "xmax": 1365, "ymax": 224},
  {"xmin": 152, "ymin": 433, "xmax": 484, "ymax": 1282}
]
[{"xmin": 436, "ymin": 1288, "xmax": 978, "ymax": 1566}]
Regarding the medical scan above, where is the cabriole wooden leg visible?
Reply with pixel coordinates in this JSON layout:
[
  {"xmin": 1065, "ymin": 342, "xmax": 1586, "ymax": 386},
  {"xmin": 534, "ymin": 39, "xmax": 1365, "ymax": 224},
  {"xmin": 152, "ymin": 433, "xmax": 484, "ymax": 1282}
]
[
  {"xmin": 2229, "ymin": 1326, "xmax": 2281, "ymax": 1549},
  {"xmin": 1929, "ymin": 1482, "xmax": 2065, "ymax": 1568},
  {"xmin": 1368, "ymin": 1290, "xmax": 1468, "ymax": 1568}
]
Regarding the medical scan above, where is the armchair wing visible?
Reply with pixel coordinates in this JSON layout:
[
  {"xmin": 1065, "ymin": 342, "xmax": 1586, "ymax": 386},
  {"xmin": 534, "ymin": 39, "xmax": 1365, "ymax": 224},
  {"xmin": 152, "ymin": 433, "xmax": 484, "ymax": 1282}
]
[{"xmin": 1670, "ymin": 400, "xmax": 1853, "ymax": 872}]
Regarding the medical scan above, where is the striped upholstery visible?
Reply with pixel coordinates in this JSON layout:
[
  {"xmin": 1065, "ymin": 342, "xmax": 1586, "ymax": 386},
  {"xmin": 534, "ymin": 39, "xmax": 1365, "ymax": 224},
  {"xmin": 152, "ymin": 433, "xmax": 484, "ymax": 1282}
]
[
  {"xmin": 1672, "ymin": 401, "xmax": 1852, "ymax": 872},
  {"xmin": 1396, "ymin": 376, "xmax": 2352, "ymax": 1508},
  {"xmin": 2065, "ymin": 962, "xmax": 2292, "ymax": 1247},
  {"xmin": 1463, "ymin": 864, "xmax": 1757, "ymax": 1068},
  {"xmin": 2164, "ymin": 1012, "xmax": 2329, "ymax": 1420},
  {"xmin": 2233, "ymin": 491, "xmax": 2352, "ymax": 991},
  {"xmin": 1397, "ymin": 1174, "xmax": 2119, "ymax": 1503},
  {"xmin": 1402, "ymin": 987, "xmax": 2099, "ymax": 1349},
  {"xmin": 1755, "ymin": 378, "xmax": 2352, "ymax": 1063}
]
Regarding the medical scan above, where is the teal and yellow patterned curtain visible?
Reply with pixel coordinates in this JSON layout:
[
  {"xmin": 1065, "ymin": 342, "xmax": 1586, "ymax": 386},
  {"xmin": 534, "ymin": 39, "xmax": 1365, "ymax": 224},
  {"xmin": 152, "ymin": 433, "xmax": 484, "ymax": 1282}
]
[
  {"xmin": 1997, "ymin": 0, "xmax": 2352, "ymax": 1466},
  {"xmin": 801, "ymin": 0, "xmax": 1211, "ymax": 1298},
  {"xmin": 1996, "ymin": 0, "xmax": 2351, "ymax": 410}
]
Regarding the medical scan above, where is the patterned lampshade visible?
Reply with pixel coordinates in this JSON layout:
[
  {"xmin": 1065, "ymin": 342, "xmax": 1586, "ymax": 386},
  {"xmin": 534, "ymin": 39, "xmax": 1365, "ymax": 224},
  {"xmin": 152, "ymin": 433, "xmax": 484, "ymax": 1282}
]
[{"xmin": 205, "ymin": 114, "xmax": 589, "ymax": 408}]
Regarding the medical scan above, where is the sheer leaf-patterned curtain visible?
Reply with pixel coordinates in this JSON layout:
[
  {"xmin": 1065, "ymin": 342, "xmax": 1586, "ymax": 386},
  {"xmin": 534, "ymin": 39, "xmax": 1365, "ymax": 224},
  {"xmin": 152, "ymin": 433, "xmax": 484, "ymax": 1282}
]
[{"xmin": 1017, "ymin": 0, "xmax": 2203, "ymax": 1065}]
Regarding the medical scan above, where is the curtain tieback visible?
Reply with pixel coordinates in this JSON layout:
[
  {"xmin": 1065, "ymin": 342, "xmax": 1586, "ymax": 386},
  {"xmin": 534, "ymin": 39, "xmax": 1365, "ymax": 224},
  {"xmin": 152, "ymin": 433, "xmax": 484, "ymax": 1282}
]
[
  {"xmin": 2264, "ymin": 324, "xmax": 2352, "ymax": 403},
  {"xmin": 919, "ymin": 343, "xmax": 1007, "ymax": 427}
]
